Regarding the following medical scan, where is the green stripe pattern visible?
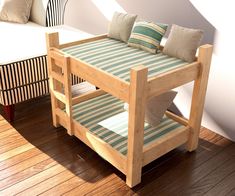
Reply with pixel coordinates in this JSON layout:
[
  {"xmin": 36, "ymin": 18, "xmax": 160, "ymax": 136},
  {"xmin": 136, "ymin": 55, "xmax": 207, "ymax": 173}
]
[
  {"xmin": 62, "ymin": 38, "xmax": 188, "ymax": 82},
  {"xmin": 72, "ymin": 94, "xmax": 184, "ymax": 155},
  {"xmin": 128, "ymin": 21, "xmax": 168, "ymax": 53}
]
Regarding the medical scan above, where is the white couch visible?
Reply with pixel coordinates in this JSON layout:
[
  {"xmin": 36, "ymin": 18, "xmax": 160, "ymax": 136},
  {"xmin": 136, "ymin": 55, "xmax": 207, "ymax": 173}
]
[{"xmin": 0, "ymin": 0, "xmax": 91, "ymax": 121}]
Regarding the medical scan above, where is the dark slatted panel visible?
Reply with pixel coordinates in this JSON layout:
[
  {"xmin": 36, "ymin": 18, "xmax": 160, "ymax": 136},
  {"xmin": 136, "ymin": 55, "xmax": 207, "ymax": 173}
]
[
  {"xmin": 46, "ymin": 0, "xmax": 69, "ymax": 27},
  {"xmin": 0, "ymin": 56, "xmax": 49, "ymax": 105}
]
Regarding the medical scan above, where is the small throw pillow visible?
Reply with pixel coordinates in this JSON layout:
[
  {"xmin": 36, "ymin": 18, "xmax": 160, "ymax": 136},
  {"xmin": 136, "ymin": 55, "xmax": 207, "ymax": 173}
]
[
  {"xmin": 163, "ymin": 24, "xmax": 203, "ymax": 63},
  {"xmin": 128, "ymin": 21, "xmax": 168, "ymax": 54},
  {"xmin": 108, "ymin": 12, "xmax": 137, "ymax": 43},
  {"xmin": 124, "ymin": 91, "xmax": 177, "ymax": 127},
  {"xmin": 0, "ymin": 0, "xmax": 33, "ymax": 24}
]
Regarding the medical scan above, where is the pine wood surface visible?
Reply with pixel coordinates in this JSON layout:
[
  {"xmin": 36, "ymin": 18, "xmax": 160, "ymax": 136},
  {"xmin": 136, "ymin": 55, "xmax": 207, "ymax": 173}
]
[{"xmin": 0, "ymin": 96, "xmax": 234, "ymax": 195}]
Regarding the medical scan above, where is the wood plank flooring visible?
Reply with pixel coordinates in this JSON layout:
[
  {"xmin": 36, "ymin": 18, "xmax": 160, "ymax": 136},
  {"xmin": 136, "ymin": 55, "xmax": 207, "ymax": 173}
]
[{"xmin": 0, "ymin": 96, "xmax": 234, "ymax": 195}]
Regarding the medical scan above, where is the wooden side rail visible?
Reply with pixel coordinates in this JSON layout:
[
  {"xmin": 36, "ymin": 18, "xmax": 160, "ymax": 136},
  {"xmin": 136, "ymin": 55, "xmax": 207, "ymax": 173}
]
[
  {"xmin": 73, "ymin": 121, "xmax": 127, "ymax": 174},
  {"xmin": 72, "ymin": 89, "xmax": 106, "ymax": 105},
  {"xmin": 147, "ymin": 62, "xmax": 200, "ymax": 99},
  {"xmin": 59, "ymin": 34, "xmax": 108, "ymax": 49},
  {"xmin": 70, "ymin": 57, "xmax": 130, "ymax": 102},
  {"xmin": 165, "ymin": 111, "xmax": 188, "ymax": 126},
  {"xmin": 143, "ymin": 126, "xmax": 190, "ymax": 166}
]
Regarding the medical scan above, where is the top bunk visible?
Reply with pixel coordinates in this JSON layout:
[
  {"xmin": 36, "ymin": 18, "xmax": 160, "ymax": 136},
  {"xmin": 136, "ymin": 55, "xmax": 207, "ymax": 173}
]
[
  {"xmin": 47, "ymin": 33, "xmax": 210, "ymax": 103},
  {"xmin": 61, "ymin": 38, "xmax": 188, "ymax": 82}
]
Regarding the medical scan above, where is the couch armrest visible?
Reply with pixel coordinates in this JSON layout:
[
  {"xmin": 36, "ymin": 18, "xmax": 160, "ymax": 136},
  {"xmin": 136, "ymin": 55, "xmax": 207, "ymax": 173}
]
[{"xmin": 30, "ymin": 0, "xmax": 68, "ymax": 27}]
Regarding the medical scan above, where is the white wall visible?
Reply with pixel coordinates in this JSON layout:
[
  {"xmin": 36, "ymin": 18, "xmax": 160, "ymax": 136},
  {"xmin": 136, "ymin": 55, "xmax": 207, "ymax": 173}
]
[
  {"xmin": 65, "ymin": 0, "xmax": 215, "ymax": 44},
  {"xmin": 64, "ymin": 0, "xmax": 235, "ymax": 141}
]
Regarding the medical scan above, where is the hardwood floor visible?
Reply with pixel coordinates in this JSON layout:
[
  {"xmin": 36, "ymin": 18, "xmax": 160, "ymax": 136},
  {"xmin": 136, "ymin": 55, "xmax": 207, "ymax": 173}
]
[{"xmin": 0, "ymin": 96, "xmax": 234, "ymax": 195}]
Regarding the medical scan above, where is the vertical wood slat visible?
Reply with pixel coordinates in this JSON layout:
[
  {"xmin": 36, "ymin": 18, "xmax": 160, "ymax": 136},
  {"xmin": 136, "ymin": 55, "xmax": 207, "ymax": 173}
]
[
  {"xmin": 0, "ymin": 55, "xmax": 48, "ymax": 106},
  {"xmin": 126, "ymin": 65, "xmax": 148, "ymax": 187},
  {"xmin": 46, "ymin": 32, "xmax": 61, "ymax": 127},
  {"xmin": 187, "ymin": 44, "xmax": 213, "ymax": 151}
]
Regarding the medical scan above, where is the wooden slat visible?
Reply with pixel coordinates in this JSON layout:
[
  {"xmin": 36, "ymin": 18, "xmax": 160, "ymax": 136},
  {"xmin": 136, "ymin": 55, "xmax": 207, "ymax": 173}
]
[
  {"xmin": 73, "ymin": 121, "xmax": 127, "ymax": 174},
  {"xmin": 51, "ymin": 71, "xmax": 64, "ymax": 83},
  {"xmin": 53, "ymin": 90, "xmax": 66, "ymax": 103},
  {"xmin": 41, "ymin": 158, "xmax": 115, "ymax": 196},
  {"xmin": 59, "ymin": 172, "xmax": 115, "ymax": 196},
  {"xmin": 143, "ymin": 126, "xmax": 190, "ymax": 166},
  {"xmin": 72, "ymin": 89, "xmax": 106, "ymax": 105},
  {"xmin": 204, "ymin": 163, "xmax": 235, "ymax": 196},
  {"xmin": 165, "ymin": 110, "xmax": 189, "ymax": 126},
  {"xmin": 0, "ymin": 161, "xmax": 69, "ymax": 195},
  {"xmin": 46, "ymin": 32, "xmax": 61, "ymax": 127},
  {"xmin": 0, "ymin": 143, "xmax": 35, "ymax": 162},
  {"xmin": 49, "ymin": 48, "xmax": 65, "ymax": 67},
  {"xmin": 0, "ymin": 132, "xmax": 66, "ymax": 172},
  {"xmin": 70, "ymin": 57, "xmax": 130, "ymax": 102},
  {"xmin": 147, "ymin": 62, "xmax": 200, "ymax": 98},
  {"xmin": 15, "ymin": 150, "xmax": 96, "ymax": 196},
  {"xmin": 59, "ymin": 34, "xmax": 108, "ymax": 49},
  {"xmin": 181, "ymin": 157, "xmax": 235, "ymax": 195},
  {"xmin": 55, "ymin": 108, "xmax": 68, "ymax": 128}
]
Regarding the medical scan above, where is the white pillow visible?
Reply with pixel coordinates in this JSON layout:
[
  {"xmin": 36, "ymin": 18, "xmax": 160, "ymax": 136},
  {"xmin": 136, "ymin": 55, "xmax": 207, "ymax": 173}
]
[
  {"xmin": 0, "ymin": 0, "xmax": 33, "ymax": 24},
  {"xmin": 124, "ymin": 91, "xmax": 177, "ymax": 127},
  {"xmin": 108, "ymin": 12, "xmax": 137, "ymax": 43}
]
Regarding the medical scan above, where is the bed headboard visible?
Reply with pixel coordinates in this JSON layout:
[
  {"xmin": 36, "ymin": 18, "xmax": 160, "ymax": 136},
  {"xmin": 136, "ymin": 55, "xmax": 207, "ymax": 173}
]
[{"xmin": 30, "ymin": 0, "xmax": 68, "ymax": 27}]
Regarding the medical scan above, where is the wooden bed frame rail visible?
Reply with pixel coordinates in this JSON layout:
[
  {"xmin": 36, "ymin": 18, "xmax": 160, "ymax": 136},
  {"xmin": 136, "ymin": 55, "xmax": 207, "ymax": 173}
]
[{"xmin": 46, "ymin": 32, "xmax": 213, "ymax": 187}]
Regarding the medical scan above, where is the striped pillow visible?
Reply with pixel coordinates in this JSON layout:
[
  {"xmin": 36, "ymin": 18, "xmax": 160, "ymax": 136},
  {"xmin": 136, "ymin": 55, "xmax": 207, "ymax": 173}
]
[{"xmin": 128, "ymin": 21, "xmax": 168, "ymax": 54}]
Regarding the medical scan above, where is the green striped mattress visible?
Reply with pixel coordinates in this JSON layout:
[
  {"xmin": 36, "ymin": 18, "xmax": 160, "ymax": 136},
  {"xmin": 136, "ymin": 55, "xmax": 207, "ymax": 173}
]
[
  {"xmin": 62, "ymin": 38, "xmax": 188, "ymax": 82},
  {"xmin": 72, "ymin": 94, "xmax": 184, "ymax": 155}
]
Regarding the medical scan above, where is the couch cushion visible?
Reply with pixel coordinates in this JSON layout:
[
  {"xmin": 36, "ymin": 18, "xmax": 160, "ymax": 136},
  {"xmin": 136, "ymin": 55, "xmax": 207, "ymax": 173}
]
[
  {"xmin": 0, "ymin": 0, "xmax": 33, "ymax": 23},
  {"xmin": 0, "ymin": 22, "xmax": 92, "ymax": 64}
]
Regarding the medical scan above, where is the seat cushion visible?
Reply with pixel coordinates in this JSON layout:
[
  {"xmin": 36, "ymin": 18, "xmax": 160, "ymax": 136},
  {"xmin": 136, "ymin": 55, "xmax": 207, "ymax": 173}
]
[{"xmin": 0, "ymin": 22, "xmax": 91, "ymax": 64}]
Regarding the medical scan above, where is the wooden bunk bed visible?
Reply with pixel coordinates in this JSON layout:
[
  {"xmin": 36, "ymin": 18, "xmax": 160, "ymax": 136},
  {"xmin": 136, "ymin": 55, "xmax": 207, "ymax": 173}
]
[{"xmin": 46, "ymin": 32, "xmax": 213, "ymax": 187}]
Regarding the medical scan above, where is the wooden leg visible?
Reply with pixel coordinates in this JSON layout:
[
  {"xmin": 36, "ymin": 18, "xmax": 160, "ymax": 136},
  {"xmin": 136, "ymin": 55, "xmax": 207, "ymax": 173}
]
[
  {"xmin": 187, "ymin": 45, "xmax": 213, "ymax": 151},
  {"xmin": 3, "ymin": 105, "xmax": 15, "ymax": 122},
  {"xmin": 126, "ymin": 66, "xmax": 148, "ymax": 187},
  {"xmin": 64, "ymin": 56, "xmax": 73, "ymax": 135}
]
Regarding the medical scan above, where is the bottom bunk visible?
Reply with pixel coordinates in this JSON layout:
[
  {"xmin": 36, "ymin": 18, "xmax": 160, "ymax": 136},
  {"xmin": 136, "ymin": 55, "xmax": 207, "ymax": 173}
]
[
  {"xmin": 72, "ymin": 93, "xmax": 184, "ymax": 156},
  {"xmin": 55, "ymin": 92, "xmax": 190, "ymax": 184}
]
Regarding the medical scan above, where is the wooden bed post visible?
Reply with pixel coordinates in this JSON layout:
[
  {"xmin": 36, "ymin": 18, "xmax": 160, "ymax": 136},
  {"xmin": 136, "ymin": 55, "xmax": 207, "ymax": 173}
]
[
  {"xmin": 187, "ymin": 45, "xmax": 213, "ymax": 151},
  {"xmin": 46, "ymin": 32, "xmax": 61, "ymax": 127},
  {"xmin": 126, "ymin": 65, "xmax": 148, "ymax": 187}
]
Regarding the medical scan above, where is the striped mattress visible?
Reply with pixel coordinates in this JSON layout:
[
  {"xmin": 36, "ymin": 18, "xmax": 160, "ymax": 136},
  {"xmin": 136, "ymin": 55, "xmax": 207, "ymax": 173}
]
[
  {"xmin": 72, "ymin": 94, "xmax": 184, "ymax": 155},
  {"xmin": 62, "ymin": 38, "xmax": 188, "ymax": 81}
]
